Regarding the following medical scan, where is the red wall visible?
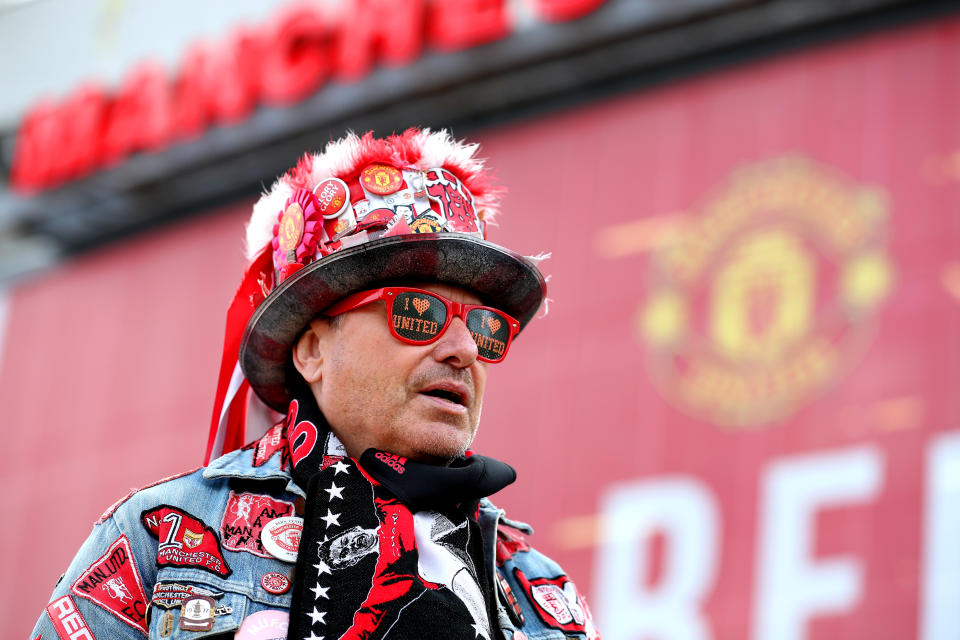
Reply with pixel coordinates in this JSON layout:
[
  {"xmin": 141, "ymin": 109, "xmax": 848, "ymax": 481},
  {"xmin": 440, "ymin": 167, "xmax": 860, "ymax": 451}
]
[{"xmin": 9, "ymin": 16, "xmax": 960, "ymax": 638}]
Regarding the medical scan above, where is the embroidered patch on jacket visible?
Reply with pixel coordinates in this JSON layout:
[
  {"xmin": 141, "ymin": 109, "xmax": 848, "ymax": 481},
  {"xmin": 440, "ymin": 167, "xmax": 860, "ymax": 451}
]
[
  {"xmin": 513, "ymin": 568, "xmax": 599, "ymax": 637},
  {"xmin": 70, "ymin": 535, "xmax": 149, "ymax": 635},
  {"xmin": 495, "ymin": 526, "xmax": 530, "ymax": 566},
  {"xmin": 151, "ymin": 583, "xmax": 223, "ymax": 609},
  {"xmin": 250, "ymin": 423, "xmax": 288, "ymax": 468},
  {"xmin": 141, "ymin": 505, "xmax": 232, "ymax": 577},
  {"xmin": 46, "ymin": 595, "xmax": 97, "ymax": 640},
  {"xmin": 220, "ymin": 491, "xmax": 295, "ymax": 557}
]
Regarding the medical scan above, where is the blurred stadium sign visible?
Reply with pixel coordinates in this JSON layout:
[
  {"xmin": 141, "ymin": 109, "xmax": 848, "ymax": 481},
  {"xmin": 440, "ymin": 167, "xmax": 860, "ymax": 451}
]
[{"xmin": 0, "ymin": 0, "xmax": 948, "ymax": 283}]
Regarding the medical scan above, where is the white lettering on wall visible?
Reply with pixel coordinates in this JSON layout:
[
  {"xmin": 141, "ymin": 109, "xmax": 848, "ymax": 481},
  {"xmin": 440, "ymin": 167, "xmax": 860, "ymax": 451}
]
[
  {"xmin": 920, "ymin": 432, "xmax": 960, "ymax": 639},
  {"xmin": 751, "ymin": 445, "xmax": 883, "ymax": 640},
  {"xmin": 594, "ymin": 476, "xmax": 719, "ymax": 640}
]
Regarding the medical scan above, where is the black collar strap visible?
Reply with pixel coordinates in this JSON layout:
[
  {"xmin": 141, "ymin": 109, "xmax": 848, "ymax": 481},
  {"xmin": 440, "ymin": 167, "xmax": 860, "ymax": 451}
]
[{"xmin": 359, "ymin": 449, "xmax": 516, "ymax": 512}]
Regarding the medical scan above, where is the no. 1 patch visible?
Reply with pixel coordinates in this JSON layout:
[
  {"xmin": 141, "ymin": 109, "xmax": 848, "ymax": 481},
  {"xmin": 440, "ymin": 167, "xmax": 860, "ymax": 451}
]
[
  {"xmin": 70, "ymin": 535, "xmax": 149, "ymax": 635},
  {"xmin": 141, "ymin": 505, "xmax": 232, "ymax": 577}
]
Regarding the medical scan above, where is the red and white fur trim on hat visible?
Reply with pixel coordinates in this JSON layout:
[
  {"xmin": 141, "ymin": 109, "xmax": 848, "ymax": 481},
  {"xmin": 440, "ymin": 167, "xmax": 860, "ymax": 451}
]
[{"xmin": 244, "ymin": 128, "xmax": 502, "ymax": 261}]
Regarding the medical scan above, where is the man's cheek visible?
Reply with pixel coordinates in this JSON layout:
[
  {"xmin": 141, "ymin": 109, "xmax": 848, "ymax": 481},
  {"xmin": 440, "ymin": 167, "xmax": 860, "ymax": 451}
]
[{"xmin": 473, "ymin": 398, "xmax": 484, "ymax": 426}]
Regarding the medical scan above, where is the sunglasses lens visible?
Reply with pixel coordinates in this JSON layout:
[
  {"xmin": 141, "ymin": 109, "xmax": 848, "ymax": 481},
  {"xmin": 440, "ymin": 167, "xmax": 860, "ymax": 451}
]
[
  {"xmin": 391, "ymin": 292, "xmax": 447, "ymax": 342},
  {"xmin": 466, "ymin": 308, "xmax": 511, "ymax": 361}
]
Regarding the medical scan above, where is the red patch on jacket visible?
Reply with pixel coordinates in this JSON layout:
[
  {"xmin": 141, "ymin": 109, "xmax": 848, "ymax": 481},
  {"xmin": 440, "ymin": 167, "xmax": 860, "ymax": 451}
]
[
  {"xmin": 219, "ymin": 491, "xmax": 294, "ymax": 557},
  {"xmin": 46, "ymin": 595, "xmax": 97, "ymax": 639},
  {"xmin": 250, "ymin": 423, "xmax": 288, "ymax": 468},
  {"xmin": 496, "ymin": 525, "xmax": 530, "ymax": 566},
  {"xmin": 70, "ymin": 535, "xmax": 148, "ymax": 635},
  {"xmin": 141, "ymin": 506, "xmax": 232, "ymax": 577},
  {"xmin": 513, "ymin": 568, "xmax": 598, "ymax": 637}
]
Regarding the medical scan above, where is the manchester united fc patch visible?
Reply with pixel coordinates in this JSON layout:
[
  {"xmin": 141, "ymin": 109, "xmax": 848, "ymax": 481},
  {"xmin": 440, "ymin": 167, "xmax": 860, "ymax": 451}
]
[{"xmin": 141, "ymin": 505, "xmax": 232, "ymax": 577}]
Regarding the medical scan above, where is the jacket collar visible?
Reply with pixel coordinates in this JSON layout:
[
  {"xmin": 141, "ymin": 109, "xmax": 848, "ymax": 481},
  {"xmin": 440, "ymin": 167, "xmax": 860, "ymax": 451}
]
[
  {"xmin": 202, "ymin": 446, "xmax": 306, "ymax": 499},
  {"xmin": 202, "ymin": 447, "xmax": 539, "ymax": 520}
]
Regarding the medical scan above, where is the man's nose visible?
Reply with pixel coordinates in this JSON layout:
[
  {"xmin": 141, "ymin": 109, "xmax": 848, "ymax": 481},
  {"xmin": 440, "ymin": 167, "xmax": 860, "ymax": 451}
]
[{"xmin": 432, "ymin": 316, "xmax": 479, "ymax": 367}]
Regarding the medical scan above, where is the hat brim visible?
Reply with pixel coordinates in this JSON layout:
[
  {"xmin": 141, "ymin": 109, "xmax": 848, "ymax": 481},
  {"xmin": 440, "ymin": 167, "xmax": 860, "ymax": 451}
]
[{"xmin": 239, "ymin": 233, "xmax": 546, "ymax": 411}]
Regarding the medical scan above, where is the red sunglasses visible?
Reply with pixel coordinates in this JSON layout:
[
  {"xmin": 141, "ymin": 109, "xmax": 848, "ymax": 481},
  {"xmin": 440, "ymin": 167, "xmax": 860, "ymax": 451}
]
[{"xmin": 323, "ymin": 287, "xmax": 520, "ymax": 363}]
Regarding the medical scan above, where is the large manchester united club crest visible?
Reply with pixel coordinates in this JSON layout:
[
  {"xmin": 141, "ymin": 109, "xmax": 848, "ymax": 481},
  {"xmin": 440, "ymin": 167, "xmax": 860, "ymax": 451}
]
[{"xmin": 638, "ymin": 157, "xmax": 893, "ymax": 428}]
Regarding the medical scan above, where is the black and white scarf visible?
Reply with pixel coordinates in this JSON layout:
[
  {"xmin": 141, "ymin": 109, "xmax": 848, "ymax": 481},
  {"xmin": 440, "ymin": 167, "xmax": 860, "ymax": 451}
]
[{"xmin": 281, "ymin": 394, "xmax": 516, "ymax": 640}]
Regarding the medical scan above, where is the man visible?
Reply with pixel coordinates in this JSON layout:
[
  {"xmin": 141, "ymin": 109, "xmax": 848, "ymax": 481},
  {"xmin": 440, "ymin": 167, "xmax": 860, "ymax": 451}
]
[{"xmin": 32, "ymin": 129, "xmax": 599, "ymax": 639}]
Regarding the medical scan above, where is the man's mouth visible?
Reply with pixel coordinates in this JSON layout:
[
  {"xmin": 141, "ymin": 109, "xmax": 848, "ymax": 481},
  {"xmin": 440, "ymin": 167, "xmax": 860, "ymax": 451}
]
[{"xmin": 420, "ymin": 384, "xmax": 468, "ymax": 407}]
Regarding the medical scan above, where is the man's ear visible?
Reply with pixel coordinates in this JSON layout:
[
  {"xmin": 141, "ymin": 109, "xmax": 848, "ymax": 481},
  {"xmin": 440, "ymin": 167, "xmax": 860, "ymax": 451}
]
[{"xmin": 292, "ymin": 318, "xmax": 329, "ymax": 384}]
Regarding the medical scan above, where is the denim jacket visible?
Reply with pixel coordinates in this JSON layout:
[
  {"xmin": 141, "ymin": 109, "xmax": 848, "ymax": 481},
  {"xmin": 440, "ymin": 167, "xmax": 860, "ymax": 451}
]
[{"xmin": 32, "ymin": 446, "xmax": 599, "ymax": 639}]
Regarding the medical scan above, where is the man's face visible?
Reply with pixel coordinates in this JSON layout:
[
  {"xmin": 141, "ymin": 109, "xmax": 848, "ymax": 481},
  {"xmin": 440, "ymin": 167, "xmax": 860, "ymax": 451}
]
[{"xmin": 294, "ymin": 283, "xmax": 489, "ymax": 464}]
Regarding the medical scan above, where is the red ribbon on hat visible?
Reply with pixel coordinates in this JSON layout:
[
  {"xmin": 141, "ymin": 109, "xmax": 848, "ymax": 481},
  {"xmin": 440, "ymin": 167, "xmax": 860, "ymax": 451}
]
[{"xmin": 205, "ymin": 243, "xmax": 274, "ymax": 464}]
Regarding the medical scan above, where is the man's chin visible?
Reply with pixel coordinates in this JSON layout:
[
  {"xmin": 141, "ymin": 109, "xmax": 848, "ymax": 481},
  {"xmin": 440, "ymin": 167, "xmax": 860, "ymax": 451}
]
[{"xmin": 401, "ymin": 426, "xmax": 473, "ymax": 465}]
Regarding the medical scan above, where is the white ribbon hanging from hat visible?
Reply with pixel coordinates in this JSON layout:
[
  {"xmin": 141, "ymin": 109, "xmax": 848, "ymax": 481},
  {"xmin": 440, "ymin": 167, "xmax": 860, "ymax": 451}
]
[{"xmin": 205, "ymin": 243, "xmax": 274, "ymax": 464}]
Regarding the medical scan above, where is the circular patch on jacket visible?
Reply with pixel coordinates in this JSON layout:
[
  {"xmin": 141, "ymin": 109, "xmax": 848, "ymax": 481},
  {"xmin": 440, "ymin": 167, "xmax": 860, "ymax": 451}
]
[
  {"xmin": 260, "ymin": 572, "xmax": 291, "ymax": 595},
  {"xmin": 260, "ymin": 516, "xmax": 303, "ymax": 563},
  {"xmin": 236, "ymin": 609, "xmax": 290, "ymax": 639}
]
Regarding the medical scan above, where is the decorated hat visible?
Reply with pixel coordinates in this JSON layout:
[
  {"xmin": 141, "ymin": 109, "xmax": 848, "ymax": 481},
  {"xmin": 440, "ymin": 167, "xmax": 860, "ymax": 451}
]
[{"xmin": 206, "ymin": 129, "xmax": 547, "ymax": 462}]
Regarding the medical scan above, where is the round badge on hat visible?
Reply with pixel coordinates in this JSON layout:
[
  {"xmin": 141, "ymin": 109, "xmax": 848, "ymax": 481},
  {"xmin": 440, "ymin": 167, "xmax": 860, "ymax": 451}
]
[
  {"xmin": 314, "ymin": 177, "xmax": 352, "ymax": 219},
  {"xmin": 235, "ymin": 609, "xmax": 290, "ymax": 640},
  {"xmin": 260, "ymin": 516, "xmax": 303, "ymax": 563},
  {"xmin": 360, "ymin": 163, "xmax": 404, "ymax": 195}
]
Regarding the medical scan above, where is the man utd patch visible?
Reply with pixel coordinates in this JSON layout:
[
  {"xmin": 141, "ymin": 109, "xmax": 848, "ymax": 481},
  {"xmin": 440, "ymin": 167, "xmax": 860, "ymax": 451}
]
[
  {"xmin": 220, "ymin": 491, "xmax": 294, "ymax": 557},
  {"xmin": 141, "ymin": 505, "xmax": 232, "ymax": 577},
  {"xmin": 46, "ymin": 595, "xmax": 96, "ymax": 640},
  {"xmin": 513, "ymin": 569, "xmax": 599, "ymax": 638},
  {"xmin": 70, "ymin": 535, "xmax": 148, "ymax": 635}
]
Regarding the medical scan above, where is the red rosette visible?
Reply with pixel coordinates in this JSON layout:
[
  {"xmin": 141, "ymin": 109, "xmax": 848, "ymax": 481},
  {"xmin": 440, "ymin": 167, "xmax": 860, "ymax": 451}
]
[{"xmin": 271, "ymin": 188, "xmax": 323, "ymax": 273}]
